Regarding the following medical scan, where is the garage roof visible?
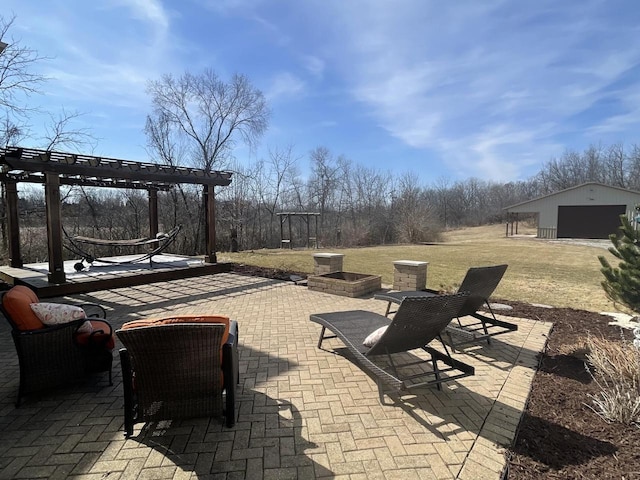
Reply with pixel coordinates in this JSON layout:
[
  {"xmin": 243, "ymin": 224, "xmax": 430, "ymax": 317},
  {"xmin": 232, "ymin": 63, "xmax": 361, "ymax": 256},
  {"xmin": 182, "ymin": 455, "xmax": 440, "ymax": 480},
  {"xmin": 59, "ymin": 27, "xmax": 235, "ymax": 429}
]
[{"xmin": 504, "ymin": 182, "xmax": 640, "ymax": 212}]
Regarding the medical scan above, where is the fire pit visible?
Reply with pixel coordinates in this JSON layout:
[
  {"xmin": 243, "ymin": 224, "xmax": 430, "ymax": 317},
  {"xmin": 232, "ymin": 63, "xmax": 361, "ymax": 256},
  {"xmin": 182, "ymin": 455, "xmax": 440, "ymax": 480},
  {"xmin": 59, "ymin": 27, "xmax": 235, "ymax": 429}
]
[{"xmin": 307, "ymin": 271, "xmax": 382, "ymax": 298}]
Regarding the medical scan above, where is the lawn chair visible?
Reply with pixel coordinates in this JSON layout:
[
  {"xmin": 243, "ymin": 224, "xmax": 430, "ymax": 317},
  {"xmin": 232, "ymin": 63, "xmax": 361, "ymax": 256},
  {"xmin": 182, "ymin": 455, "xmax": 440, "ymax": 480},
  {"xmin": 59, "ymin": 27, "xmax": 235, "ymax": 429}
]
[
  {"xmin": 116, "ymin": 316, "xmax": 239, "ymax": 436},
  {"xmin": 310, "ymin": 293, "xmax": 474, "ymax": 403},
  {"xmin": 0, "ymin": 285, "xmax": 114, "ymax": 406},
  {"xmin": 375, "ymin": 264, "xmax": 517, "ymax": 349}
]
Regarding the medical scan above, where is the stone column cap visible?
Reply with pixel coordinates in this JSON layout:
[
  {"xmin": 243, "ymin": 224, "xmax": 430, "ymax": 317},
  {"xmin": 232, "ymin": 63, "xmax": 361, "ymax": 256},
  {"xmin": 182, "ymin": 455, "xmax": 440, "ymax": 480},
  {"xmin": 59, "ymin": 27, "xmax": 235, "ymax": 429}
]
[
  {"xmin": 313, "ymin": 253, "xmax": 345, "ymax": 258},
  {"xmin": 393, "ymin": 260, "xmax": 428, "ymax": 267}
]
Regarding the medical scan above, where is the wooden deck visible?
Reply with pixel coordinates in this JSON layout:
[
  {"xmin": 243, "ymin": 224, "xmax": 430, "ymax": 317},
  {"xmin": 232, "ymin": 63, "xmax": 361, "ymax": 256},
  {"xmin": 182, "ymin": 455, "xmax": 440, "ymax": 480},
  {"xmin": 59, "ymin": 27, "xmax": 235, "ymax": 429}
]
[{"xmin": 0, "ymin": 255, "xmax": 232, "ymax": 298}]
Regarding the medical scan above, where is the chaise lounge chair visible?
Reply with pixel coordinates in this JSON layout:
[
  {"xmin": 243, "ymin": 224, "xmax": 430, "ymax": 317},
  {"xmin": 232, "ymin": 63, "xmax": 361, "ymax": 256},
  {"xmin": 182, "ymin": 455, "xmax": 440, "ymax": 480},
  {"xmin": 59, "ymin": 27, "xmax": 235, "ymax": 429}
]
[
  {"xmin": 375, "ymin": 264, "xmax": 517, "ymax": 349},
  {"xmin": 310, "ymin": 293, "xmax": 474, "ymax": 403}
]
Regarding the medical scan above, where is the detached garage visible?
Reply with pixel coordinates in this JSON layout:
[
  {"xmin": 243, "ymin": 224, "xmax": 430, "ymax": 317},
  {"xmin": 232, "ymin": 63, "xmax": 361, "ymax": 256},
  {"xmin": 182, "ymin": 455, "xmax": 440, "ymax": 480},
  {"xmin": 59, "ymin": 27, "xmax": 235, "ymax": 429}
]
[{"xmin": 504, "ymin": 182, "xmax": 640, "ymax": 239}]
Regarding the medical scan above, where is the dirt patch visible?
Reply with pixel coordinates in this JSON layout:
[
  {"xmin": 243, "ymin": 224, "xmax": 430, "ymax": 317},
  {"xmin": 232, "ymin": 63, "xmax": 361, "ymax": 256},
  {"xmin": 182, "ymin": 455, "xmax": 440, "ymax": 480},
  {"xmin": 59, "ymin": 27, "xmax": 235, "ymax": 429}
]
[
  {"xmin": 230, "ymin": 264, "xmax": 640, "ymax": 479},
  {"xmin": 230, "ymin": 263, "xmax": 308, "ymax": 282}
]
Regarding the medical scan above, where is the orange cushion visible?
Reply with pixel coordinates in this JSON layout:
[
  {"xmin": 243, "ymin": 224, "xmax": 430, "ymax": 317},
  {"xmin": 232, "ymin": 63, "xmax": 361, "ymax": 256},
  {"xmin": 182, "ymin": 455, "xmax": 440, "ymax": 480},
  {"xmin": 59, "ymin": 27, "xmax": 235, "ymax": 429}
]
[
  {"xmin": 74, "ymin": 320, "xmax": 115, "ymax": 350},
  {"xmin": 121, "ymin": 315, "xmax": 230, "ymax": 345},
  {"xmin": 2, "ymin": 286, "xmax": 44, "ymax": 331}
]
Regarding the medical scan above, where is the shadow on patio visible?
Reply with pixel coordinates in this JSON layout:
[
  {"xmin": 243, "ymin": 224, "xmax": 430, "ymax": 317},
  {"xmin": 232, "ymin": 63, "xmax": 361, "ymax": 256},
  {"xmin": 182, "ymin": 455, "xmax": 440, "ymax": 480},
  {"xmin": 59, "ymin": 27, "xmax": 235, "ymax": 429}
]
[{"xmin": 0, "ymin": 273, "xmax": 555, "ymax": 479}]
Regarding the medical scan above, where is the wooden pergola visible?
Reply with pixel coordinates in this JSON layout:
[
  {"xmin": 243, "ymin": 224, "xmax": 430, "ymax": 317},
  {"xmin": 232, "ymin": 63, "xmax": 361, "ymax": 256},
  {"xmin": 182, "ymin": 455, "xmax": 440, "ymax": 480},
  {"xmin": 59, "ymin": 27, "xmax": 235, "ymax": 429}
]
[{"xmin": 0, "ymin": 147, "xmax": 232, "ymax": 284}]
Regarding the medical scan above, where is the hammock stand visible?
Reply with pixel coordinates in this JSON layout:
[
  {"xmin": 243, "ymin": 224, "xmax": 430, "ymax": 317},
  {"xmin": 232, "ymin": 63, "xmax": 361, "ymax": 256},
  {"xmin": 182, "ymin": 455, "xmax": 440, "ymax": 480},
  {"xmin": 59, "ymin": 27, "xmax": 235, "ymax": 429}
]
[{"xmin": 64, "ymin": 225, "xmax": 182, "ymax": 272}]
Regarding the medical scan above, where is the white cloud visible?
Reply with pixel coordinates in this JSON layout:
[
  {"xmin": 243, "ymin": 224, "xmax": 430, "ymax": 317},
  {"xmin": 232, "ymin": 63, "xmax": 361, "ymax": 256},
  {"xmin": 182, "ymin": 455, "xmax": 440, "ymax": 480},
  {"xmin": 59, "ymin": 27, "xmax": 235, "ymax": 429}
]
[
  {"xmin": 312, "ymin": 0, "xmax": 640, "ymax": 179},
  {"xmin": 265, "ymin": 72, "xmax": 306, "ymax": 102},
  {"xmin": 111, "ymin": 0, "xmax": 170, "ymax": 32},
  {"xmin": 302, "ymin": 55, "xmax": 325, "ymax": 78}
]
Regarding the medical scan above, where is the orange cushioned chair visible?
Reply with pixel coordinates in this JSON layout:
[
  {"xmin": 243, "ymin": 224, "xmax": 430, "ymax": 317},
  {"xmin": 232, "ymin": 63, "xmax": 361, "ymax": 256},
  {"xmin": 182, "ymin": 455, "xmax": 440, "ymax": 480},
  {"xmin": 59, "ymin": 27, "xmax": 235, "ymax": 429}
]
[
  {"xmin": 0, "ymin": 285, "xmax": 114, "ymax": 406},
  {"xmin": 116, "ymin": 315, "xmax": 239, "ymax": 436}
]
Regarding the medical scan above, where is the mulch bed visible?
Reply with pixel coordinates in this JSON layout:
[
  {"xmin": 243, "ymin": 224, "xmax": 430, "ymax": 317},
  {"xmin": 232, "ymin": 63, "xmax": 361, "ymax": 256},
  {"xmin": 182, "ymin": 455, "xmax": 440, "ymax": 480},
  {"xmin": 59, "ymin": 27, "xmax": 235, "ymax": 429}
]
[
  {"xmin": 495, "ymin": 301, "xmax": 640, "ymax": 479},
  {"xmin": 229, "ymin": 264, "xmax": 640, "ymax": 479}
]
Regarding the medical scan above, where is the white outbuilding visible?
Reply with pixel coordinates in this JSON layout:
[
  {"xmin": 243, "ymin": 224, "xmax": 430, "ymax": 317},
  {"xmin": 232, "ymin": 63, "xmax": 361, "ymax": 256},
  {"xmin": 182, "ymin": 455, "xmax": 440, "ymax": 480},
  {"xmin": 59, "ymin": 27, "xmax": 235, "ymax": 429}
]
[{"xmin": 504, "ymin": 182, "xmax": 640, "ymax": 239}]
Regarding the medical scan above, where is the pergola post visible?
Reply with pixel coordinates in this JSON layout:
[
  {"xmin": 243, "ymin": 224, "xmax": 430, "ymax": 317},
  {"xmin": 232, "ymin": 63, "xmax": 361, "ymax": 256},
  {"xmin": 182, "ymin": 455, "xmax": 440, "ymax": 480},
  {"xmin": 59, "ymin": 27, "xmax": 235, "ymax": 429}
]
[
  {"xmin": 205, "ymin": 184, "xmax": 217, "ymax": 263},
  {"xmin": 45, "ymin": 173, "xmax": 66, "ymax": 284},
  {"xmin": 5, "ymin": 180, "xmax": 22, "ymax": 267},
  {"xmin": 148, "ymin": 189, "xmax": 159, "ymax": 239}
]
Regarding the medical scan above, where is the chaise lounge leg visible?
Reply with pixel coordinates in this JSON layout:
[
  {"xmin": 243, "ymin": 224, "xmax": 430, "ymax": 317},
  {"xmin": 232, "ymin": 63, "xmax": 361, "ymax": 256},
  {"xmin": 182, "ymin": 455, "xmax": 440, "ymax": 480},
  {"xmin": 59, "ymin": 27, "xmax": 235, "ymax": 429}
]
[
  {"xmin": 432, "ymin": 355, "xmax": 442, "ymax": 391},
  {"xmin": 317, "ymin": 326, "xmax": 326, "ymax": 349}
]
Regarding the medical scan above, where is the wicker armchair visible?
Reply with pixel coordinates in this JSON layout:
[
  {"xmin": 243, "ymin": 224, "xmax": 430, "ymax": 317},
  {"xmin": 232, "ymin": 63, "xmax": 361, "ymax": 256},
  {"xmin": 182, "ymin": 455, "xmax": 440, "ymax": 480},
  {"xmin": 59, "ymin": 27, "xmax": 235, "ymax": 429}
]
[
  {"xmin": 116, "ymin": 318, "xmax": 239, "ymax": 437},
  {"xmin": 0, "ymin": 285, "xmax": 114, "ymax": 406}
]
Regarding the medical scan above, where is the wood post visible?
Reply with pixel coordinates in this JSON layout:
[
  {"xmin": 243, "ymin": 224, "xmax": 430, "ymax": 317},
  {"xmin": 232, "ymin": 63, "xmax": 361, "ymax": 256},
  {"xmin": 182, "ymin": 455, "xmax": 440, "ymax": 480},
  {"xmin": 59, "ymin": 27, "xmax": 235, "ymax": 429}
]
[
  {"xmin": 205, "ymin": 184, "xmax": 217, "ymax": 263},
  {"xmin": 5, "ymin": 181, "xmax": 22, "ymax": 267},
  {"xmin": 45, "ymin": 173, "xmax": 66, "ymax": 284},
  {"xmin": 148, "ymin": 189, "xmax": 158, "ymax": 239}
]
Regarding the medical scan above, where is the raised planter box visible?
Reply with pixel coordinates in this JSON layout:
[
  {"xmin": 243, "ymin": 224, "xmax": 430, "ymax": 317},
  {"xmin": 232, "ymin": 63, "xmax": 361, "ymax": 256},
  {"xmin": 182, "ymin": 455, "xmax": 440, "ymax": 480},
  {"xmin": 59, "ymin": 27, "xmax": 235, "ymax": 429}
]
[{"xmin": 307, "ymin": 271, "xmax": 382, "ymax": 298}]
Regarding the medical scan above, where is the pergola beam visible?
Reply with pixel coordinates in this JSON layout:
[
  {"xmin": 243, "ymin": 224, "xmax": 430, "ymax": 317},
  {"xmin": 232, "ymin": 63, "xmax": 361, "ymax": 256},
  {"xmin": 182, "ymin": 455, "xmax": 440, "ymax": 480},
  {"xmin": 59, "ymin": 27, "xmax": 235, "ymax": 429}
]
[{"xmin": 0, "ymin": 147, "xmax": 232, "ymax": 187}]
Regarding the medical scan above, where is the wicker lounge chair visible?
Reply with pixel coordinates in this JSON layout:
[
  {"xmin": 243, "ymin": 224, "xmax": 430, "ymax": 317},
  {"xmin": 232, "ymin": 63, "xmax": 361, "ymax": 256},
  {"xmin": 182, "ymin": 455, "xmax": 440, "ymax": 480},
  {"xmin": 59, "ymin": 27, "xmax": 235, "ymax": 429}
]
[
  {"xmin": 375, "ymin": 264, "xmax": 517, "ymax": 349},
  {"xmin": 310, "ymin": 293, "xmax": 474, "ymax": 403},
  {"xmin": 116, "ymin": 317, "xmax": 239, "ymax": 436},
  {"xmin": 0, "ymin": 285, "xmax": 114, "ymax": 406}
]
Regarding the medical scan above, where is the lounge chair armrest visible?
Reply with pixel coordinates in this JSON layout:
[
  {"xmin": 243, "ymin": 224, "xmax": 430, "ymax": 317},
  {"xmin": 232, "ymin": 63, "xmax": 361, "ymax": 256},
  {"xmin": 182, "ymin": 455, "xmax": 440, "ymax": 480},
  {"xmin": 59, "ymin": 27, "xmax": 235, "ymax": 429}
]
[
  {"xmin": 15, "ymin": 319, "xmax": 85, "ymax": 337},
  {"xmin": 222, "ymin": 320, "xmax": 239, "ymax": 427},
  {"xmin": 421, "ymin": 288, "xmax": 440, "ymax": 294},
  {"xmin": 225, "ymin": 320, "xmax": 239, "ymax": 348},
  {"xmin": 119, "ymin": 348, "xmax": 135, "ymax": 437},
  {"xmin": 87, "ymin": 318, "xmax": 113, "ymax": 338},
  {"xmin": 79, "ymin": 303, "xmax": 107, "ymax": 319}
]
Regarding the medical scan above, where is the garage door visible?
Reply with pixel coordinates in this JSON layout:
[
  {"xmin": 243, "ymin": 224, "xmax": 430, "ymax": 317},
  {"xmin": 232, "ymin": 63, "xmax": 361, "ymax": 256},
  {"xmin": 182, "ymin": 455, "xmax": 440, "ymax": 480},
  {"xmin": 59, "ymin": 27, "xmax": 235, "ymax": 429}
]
[{"xmin": 557, "ymin": 205, "xmax": 625, "ymax": 238}]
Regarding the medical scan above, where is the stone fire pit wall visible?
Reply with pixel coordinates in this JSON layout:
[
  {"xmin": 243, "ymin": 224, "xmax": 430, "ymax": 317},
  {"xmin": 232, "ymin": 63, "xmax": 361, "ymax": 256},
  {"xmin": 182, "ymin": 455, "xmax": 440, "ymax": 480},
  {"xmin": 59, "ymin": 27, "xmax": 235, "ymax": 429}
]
[
  {"xmin": 308, "ymin": 271, "xmax": 382, "ymax": 298},
  {"xmin": 393, "ymin": 260, "xmax": 428, "ymax": 291},
  {"xmin": 313, "ymin": 253, "xmax": 344, "ymax": 275}
]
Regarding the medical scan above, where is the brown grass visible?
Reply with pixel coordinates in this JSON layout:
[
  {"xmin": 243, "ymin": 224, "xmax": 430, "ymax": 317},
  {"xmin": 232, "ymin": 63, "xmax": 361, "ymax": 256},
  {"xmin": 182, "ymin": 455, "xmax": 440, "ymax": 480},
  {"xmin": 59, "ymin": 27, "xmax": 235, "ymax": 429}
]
[
  {"xmin": 218, "ymin": 223, "xmax": 618, "ymax": 312},
  {"xmin": 585, "ymin": 336, "xmax": 640, "ymax": 425}
]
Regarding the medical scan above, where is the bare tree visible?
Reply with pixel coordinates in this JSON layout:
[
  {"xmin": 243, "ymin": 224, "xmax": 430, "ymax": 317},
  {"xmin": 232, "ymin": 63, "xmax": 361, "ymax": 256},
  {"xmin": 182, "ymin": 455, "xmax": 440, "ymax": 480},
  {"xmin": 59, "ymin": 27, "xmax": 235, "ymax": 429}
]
[
  {"xmin": 0, "ymin": 114, "xmax": 26, "ymax": 147},
  {"xmin": 257, "ymin": 145, "xmax": 299, "ymax": 246},
  {"xmin": 394, "ymin": 173, "xmax": 438, "ymax": 243},
  {"xmin": 308, "ymin": 146, "xmax": 338, "ymax": 238},
  {"xmin": 41, "ymin": 108, "xmax": 97, "ymax": 151},
  {"xmin": 146, "ymin": 69, "xmax": 269, "ymax": 255},
  {"xmin": 0, "ymin": 15, "xmax": 47, "ymax": 252},
  {"xmin": 0, "ymin": 15, "xmax": 47, "ymax": 120},
  {"xmin": 146, "ymin": 69, "xmax": 269, "ymax": 171}
]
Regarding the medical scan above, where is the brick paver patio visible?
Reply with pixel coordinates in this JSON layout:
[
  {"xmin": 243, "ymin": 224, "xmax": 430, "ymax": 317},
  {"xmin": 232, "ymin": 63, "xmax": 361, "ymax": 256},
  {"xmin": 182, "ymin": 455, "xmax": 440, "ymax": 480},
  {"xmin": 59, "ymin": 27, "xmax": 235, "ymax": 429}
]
[{"xmin": 0, "ymin": 273, "xmax": 551, "ymax": 479}]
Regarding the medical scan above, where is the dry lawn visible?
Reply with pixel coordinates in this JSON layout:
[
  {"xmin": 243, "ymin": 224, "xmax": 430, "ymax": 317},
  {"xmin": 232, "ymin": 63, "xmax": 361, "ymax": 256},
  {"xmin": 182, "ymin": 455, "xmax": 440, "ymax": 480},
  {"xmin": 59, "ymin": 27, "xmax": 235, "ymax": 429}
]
[{"xmin": 218, "ymin": 224, "xmax": 620, "ymax": 313}]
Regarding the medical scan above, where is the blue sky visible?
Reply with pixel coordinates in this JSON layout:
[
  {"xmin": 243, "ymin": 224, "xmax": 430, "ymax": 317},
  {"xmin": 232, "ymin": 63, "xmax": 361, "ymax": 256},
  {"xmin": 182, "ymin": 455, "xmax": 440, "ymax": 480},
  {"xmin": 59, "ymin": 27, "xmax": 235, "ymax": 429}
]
[{"xmin": 4, "ymin": 0, "xmax": 640, "ymax": 184}]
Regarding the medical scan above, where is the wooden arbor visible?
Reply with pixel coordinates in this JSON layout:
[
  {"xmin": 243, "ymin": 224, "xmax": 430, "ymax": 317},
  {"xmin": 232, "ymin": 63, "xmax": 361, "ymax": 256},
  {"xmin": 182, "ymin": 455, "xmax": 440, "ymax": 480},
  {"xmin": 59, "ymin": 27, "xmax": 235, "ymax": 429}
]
[
  {"xmin": 276, "ymin": 212, "xmax": 320, "ymax": 249},
  {"xmin": 0, "ymin": 147, "xmax": 232, "ymax": 284}
]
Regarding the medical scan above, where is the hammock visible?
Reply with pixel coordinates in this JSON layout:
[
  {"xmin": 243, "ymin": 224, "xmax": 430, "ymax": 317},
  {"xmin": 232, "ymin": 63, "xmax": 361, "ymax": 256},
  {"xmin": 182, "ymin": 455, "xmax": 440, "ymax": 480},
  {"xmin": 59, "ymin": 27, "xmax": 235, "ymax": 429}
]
[{"xmin": 64, "ymin": 225, "xmax": 182, "ymax": 271}]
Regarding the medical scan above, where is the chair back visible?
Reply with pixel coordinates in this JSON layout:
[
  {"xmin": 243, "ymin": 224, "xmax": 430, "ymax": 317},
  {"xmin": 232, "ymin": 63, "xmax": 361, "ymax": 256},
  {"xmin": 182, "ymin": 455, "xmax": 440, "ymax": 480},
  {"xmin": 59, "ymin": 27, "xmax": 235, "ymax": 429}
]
[
  {"xmin": 0, "ymin": 286, "xmax": 45, "ymax": 331},
  {"xmin": 116, "ymin": 323, "xmax": 227, "ymax": 421},
  {"xmin": 367, "ymin": 292, "xmax": 469, "ymax": 355},
  {"xmin": 456, "ymin": 264, "xmax": 508, "ymax": 316}
]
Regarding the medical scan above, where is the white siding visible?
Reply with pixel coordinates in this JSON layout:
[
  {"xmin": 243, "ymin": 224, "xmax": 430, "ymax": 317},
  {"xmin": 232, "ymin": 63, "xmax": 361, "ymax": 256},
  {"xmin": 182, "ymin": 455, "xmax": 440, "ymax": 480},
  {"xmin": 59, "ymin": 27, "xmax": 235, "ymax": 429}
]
[{"xmin": 507, "ymin": 183, "xmax": 640, "ymax": 229}]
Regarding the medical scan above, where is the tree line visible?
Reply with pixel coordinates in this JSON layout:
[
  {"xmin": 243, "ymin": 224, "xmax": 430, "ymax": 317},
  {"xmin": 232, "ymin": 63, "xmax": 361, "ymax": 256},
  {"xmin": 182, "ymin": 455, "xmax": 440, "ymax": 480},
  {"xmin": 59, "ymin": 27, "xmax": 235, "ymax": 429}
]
[{"xmin": 8, "ymin": 141, "xmax": 640, "ymax": 263}]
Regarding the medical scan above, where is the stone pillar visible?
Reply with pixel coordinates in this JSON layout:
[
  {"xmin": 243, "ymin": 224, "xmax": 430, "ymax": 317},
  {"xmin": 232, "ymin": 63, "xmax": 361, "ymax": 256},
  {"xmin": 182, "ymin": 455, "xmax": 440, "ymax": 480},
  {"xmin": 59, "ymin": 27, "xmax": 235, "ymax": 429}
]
[
  {"xmin": 393, "ymin": 260, "xmax": 428, "ymax": 291},
  {"xmin": 313, "ymin": 253, "xmax": 344, "ymax": 275}
]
